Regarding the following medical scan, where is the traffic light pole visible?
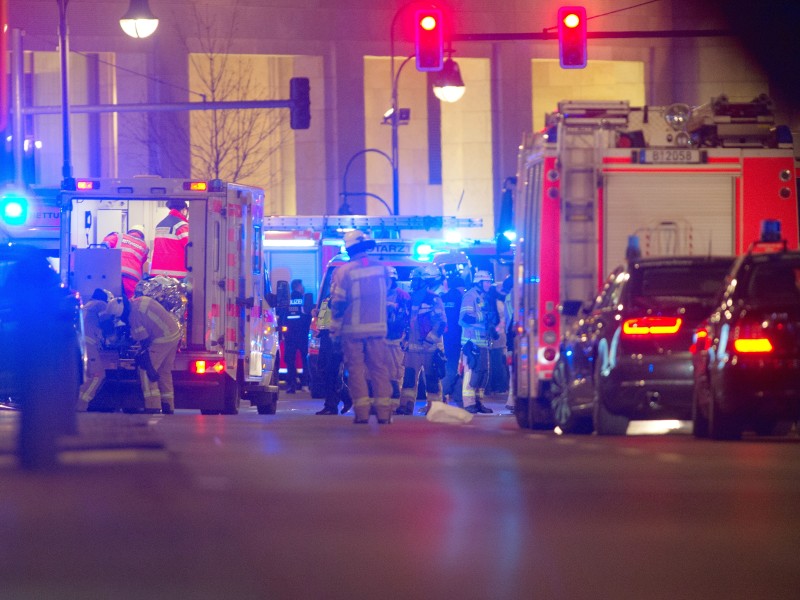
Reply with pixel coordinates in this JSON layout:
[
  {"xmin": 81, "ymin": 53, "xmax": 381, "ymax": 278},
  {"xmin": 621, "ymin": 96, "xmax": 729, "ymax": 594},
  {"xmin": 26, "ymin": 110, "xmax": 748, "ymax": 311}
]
[
  {"xmin": 57, "ymin": 0, "xmax": 73, "ymax": 181},
  {"xmin": 390, "ymin": 55, "xmax": 414, "ymax": 218},
  {"xmin": 451, "ymin": 29, "xmax": 731, "ymax": 42}
]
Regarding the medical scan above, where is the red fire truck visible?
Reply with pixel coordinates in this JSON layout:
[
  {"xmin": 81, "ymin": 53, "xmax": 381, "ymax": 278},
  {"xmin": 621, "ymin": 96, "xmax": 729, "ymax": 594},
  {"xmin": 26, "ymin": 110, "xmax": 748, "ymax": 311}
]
[
  {"xmin": 59, "ymin": 177, "xmax": 280, "ymax": 415},
  {"xmin": 512, "ymin": 94, "xmax": 800, "ymax": 429}
]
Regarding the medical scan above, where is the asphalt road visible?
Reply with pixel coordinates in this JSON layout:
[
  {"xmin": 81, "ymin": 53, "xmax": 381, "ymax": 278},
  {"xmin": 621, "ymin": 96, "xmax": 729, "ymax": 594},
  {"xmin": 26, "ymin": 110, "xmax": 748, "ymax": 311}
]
[{"xmin": 1, "ymin": 390, "xmax": 799, "ymax": 600}]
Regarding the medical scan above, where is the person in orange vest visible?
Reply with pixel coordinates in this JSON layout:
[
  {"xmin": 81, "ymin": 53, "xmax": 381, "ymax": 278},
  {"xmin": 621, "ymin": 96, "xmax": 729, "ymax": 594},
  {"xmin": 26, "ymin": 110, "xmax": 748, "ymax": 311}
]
[
  {"xmin": 102, "ymin": 225, "xmax": 149, "ymax": 299},
  {"xmin": 150, "ymin": 199, "xmax": 190, "ymax": 279}
]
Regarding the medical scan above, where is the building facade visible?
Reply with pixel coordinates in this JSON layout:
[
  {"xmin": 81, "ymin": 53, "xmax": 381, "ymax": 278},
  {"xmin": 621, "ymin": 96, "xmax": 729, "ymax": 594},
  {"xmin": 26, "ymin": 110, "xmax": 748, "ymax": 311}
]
[{"xmin": 7, "ymin": 1, "xmax": 797, "ymax": 238}]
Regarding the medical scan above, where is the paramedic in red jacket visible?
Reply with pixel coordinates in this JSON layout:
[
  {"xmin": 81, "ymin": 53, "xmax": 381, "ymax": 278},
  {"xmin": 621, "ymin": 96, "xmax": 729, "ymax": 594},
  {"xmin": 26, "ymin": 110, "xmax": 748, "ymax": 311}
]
[
  {"xmin": 150, "ymin": 199, "xmax": 190, "ymax": 279},
  {"xmin": 102, "ymin": 225, "xmax": 149, "ymax": 298}
]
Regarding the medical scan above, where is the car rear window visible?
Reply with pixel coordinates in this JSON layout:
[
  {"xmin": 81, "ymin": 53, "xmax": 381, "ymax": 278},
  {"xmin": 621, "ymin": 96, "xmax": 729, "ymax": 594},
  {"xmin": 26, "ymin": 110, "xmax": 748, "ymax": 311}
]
[
  {"xmin": 745, "ymin": 261, "xmax": 800, "ymax": 303},
  {"xmin": 631, "ymin": 263, "xmax": 732, "ymax": 301}
]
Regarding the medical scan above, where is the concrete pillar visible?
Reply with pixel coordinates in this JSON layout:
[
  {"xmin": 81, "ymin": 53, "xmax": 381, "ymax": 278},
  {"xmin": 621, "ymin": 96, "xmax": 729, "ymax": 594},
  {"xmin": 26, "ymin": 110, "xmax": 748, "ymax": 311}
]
[
  {"xmin": 324, "ymin": 44, "xmax": 367, "ymax": 215},
  {"xmin": 491, "ymin": 42, "xmax": 532, "ymax": 230}
]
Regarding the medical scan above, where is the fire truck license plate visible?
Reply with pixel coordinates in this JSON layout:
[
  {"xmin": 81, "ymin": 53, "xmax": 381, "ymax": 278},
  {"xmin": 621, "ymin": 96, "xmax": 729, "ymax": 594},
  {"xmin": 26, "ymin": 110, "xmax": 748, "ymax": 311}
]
[{"xmin": 641, "ymin": 149, "xmax": 701, "ymax": 164}]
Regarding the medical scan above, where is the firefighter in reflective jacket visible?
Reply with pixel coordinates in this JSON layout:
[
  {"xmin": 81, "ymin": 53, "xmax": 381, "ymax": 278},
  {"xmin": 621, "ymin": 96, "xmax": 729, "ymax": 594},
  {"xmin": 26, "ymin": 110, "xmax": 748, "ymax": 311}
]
[
  {"xmin": 399, "ymin": 264, "xmax": 447, "ymax": 416},
  {"xmin": 150, "ymin": 199, "xmax": 189, "ymax": 279},
  {"xmin": 329, "ymin": 230, "xmax": 393, "ymax": 424},
  {"xmin": 109, "ymin": 294, "xmax": 182, "ymax": 414},
  {"xmin": 459, "ymin": 270, "xmax": 495, "ymax": 414},
  {"xmin": 77, "ymin": 289, "xmax": 117, "ymax": 411},
  {"xmin": 385, "ymin": 266, "xmax": 410, "ymax": 405},
  {"xmin": 102, "ymin": 225, "xmax": 149, "ymax": 298}
]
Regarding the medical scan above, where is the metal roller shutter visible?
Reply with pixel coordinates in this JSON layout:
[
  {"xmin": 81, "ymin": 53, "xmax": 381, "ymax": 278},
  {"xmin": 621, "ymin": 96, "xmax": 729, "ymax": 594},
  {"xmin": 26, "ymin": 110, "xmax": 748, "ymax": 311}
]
[{"xmin": 603, "ymin": 173, "xmax": 735, "ymax": 273}]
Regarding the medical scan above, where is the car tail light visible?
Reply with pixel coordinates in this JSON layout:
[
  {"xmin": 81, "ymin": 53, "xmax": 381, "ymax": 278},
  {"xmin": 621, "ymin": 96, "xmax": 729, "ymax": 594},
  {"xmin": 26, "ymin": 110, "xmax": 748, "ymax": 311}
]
[
  {"xmin": 732, "ymin": 321, "xmax": 773, "ymax": 354},
  {"xmin": 690, "ymin": 327, "xmax": 710, "ymax": 354},
  {"xmin": 191, "ymin": 359, "xmax": 226, "ymax": 374},
  {"xmin": 622, "ymin": 316, "xmax": 682, "ymax": 336}
]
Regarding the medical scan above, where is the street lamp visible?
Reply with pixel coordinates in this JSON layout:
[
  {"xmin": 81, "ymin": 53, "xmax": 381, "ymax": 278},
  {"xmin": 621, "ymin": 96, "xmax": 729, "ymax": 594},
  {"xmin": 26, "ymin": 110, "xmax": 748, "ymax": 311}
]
[
  {"xmin": 57, "ymin": 0, "xmax": 158, "ymax": 183},
  {"xmin": 119, "ymin": 0, "xmax": 159, "ymax": 39},
  {"xmin": 389, "ymin": 9, "xmax": 465, "ymax": 216},
  {"xmin": 432, "ymin": 54, "xmax": 465, "ymax": 103}
]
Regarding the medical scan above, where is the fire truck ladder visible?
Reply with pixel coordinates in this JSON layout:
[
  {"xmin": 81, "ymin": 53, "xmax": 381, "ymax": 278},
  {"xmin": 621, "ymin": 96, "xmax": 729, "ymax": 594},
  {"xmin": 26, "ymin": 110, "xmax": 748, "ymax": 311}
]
[
  {"xmin": 262, "ymin": 215, "xmax": 483, "ymax": 231},
  {"xmin": 557, "ymin": 101, "xmax": 630, "ymax": 302}
]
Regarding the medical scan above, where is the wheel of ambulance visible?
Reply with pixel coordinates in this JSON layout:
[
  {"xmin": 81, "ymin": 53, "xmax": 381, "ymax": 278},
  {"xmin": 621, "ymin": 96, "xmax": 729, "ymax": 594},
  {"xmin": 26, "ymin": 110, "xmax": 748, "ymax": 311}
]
[
  {"xmin": 592, "ymin": 361, "xmax": 628, "ymax": 436},
  {"xmin": 551, "ymin": 359, "xmax": 592, "ymax": 434},
  {"xmin": 222, "ymin": 375, "xmax": 240, "ymax": 415},
  {"xmin": 256, "ymin": 364, "xmax": 279, "ymax": 415},
  {"xmin": 691, "ymin": 374, "xmax": 710, "ymax": 439}
]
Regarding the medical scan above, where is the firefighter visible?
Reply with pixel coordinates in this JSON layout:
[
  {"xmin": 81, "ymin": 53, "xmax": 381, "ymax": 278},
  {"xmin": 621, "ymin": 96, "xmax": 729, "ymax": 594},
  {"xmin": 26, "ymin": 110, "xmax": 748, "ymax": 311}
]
[
  {"xmin": 103, "ymin": 225, "xmax": 150, "ymax": 299},
  {"xmin": 329, "ymin": 230, "xmax": 392, "ymax": 424},
  {"xmin": 459, "ymin": 269, "xmax": 496, "ymax": 414},
  {"xmin": 399, "ymin": 264, "xmax": 448, "ymax": 415},
  {"xmin": 150, "ymin": 199, "xmax": 190, "ymax": 279},
  {"xmin": 76, "ymin": 289, "xmax": 117, "ymax": 411},
  {"xmin": 500, "ymin": 275, "xmax": 515, "ymax": 412},
  {"xmin": 313, "ymin": 292, "xmax": 353, "ymax": 415},
  {"xmin": 486, "ymin": 277, "xmax": 511, "ymax": 406},
  {"xmin": 282, "ymin": 279, "xmax": 311, "ymax": 393},
  {"xmin": 385, "ymin": 266, "xmax": 411, "ymax": 406},
  {"xmin": 434, "ymin": 250, "xmax": 471, "ymax": 407},
  {"xmin": 108, "ymin": 294, "xmax": 182, "ymax": 414}
]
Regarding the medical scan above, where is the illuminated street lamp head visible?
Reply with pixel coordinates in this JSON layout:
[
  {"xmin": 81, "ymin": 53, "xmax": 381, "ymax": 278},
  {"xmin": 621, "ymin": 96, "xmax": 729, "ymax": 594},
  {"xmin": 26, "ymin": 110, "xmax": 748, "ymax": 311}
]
[
  {"xmin": 119, "ymin": 0, "xmax": 159, "ymax": 39},
  {"xmin": 432, "ymin": 57, "xmax": 465, "ymax": 103}
]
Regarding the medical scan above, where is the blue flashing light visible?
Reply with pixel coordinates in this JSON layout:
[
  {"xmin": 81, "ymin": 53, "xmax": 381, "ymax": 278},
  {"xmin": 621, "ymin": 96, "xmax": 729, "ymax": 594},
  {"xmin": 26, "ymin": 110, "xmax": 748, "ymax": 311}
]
[
  {"xmin": 0, "ymin": 191, "xmax": 29, "ymax": 227},
  {"xmin": 502, "ymin": 230, "xmax": 517, "ymax": 242}
]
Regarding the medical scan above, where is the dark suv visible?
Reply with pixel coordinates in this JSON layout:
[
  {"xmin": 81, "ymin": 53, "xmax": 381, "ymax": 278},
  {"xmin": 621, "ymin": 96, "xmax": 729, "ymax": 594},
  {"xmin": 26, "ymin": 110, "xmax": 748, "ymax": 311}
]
[
  {"xmin": 0, "ymin": 245, "xmax": 85, "ymax": 467},
  {"xmin": 551, "ymin": 256, "xmax": 735, "ymax": 435},
  {"xmin": 692, "ymin": 249, "xmax": 800, "ymax": 439}
]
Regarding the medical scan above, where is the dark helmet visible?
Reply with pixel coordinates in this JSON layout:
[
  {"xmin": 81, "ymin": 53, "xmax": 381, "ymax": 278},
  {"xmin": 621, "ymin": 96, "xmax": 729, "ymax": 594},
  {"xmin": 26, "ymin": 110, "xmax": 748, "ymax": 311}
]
[{"xmin": 166, "ymin": 199, "xmax": 188, "ymax": 211}]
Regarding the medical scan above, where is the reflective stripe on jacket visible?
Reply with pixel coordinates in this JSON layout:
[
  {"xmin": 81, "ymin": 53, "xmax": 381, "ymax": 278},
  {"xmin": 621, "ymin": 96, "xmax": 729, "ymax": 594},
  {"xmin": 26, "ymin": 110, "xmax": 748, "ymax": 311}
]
[
  {"xmin": 129, "ymin": 296, "xmax": 182, "ymax": 345},
  {"xmin": 150, "ymin": 209, "xmax": 189, "ymax": 278},
  {"xmin": 103, "ymin": 232, "xmax": 149, "ymax": 281},
  {"xmin": 329, "ymin": 256, "xmax": 387, "ymax": 337},
  {"xmin": 459, "ymin": 287, "xmax": 491, "ymax": 347}
]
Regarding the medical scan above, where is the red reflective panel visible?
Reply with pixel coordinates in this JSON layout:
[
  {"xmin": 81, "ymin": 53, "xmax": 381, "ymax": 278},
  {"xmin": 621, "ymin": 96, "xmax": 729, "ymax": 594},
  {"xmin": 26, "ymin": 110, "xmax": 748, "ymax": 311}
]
[{"xmin": 622, "ymin": 317, "xmax": 682, "ymax": 335}]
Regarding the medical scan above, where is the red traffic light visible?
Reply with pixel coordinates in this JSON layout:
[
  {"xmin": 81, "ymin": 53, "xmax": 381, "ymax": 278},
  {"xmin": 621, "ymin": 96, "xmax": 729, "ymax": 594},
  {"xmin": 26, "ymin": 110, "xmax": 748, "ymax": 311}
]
[
  {"xmin": 414, "ymin": 9, "xmax": 444, "ymax": 72},
  {"xmin": 558, "ymin": 6, "xmax": 587, "ymax": 69}
]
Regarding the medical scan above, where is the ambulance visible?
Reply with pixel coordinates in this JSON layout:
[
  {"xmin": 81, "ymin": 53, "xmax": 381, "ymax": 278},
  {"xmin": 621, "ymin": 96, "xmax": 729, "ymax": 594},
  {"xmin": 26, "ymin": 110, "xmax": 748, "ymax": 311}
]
[{"xmin": 58, "ymin": 177, "xmax": 280, "ymax": 415}]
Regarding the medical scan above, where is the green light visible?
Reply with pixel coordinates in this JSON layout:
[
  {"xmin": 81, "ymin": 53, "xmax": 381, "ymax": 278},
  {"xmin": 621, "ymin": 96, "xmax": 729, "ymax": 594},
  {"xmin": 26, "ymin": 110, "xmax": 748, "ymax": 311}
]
[{"xmin": 0, "ymin": 192, "xmax": 29, "ymax": 227}]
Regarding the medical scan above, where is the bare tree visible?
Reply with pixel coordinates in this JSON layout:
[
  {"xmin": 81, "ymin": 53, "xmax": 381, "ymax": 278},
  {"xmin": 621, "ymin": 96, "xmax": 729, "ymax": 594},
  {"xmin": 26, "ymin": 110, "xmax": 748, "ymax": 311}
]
[{"xmin": 126, "ymin": 1, "xmax": 289, "ymax": 188}]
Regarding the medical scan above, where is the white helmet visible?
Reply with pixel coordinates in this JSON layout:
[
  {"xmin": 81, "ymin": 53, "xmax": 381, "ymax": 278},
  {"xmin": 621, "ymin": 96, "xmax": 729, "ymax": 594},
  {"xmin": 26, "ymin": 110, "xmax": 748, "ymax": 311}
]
[
  {"xmin": 473, "ymin": 270, "xmax": 493, "ymax": 284},
  {"xmin": 102, "ymin": 296, "xmax": 125, "ymax": 318},
  {"xmin": 433, "ymin": 250, "xmax": 470, "ymax": 268},
  {"xmin": 343, "ymin": 230, "xmax": 376, "ymax": 253},
  {"xmin": 421, "ymin": 264, "xmax": 442, "ymax": 281},
  {"xmin": 128, "ymin": 224, "xmax": 146, "ymax": 238}
]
